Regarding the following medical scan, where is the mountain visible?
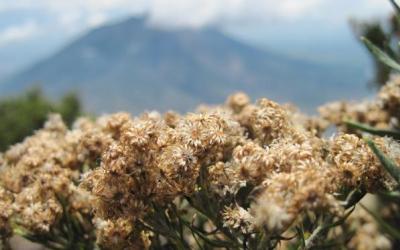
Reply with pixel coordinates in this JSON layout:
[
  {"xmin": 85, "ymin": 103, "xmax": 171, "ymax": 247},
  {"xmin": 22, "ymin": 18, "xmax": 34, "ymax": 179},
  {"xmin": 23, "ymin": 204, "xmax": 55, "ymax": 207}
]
[{"xmin": 0, "ymin": 16, "xmax": 371, "ymax": 114}]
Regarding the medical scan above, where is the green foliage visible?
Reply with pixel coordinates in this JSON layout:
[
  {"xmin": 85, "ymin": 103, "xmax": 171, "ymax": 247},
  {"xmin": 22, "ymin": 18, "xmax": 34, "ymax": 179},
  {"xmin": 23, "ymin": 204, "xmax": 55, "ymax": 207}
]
[
  {"xmin": 352, "ymin": 11, "xmax": 400, "ymax": 86},
  {"xmin": 341, "ymin": 5, "xmax": 400, "ymax": 244},
  {"xmin": 345, "ymin": 120, "xmax": 400, "ymax": 140},
  {"xmin": 344, "ymin": 120, "xmax": 400, "ymax": 247},
  {"xmin": 57, "ymin": 93, "xmax": 81, "ymax": 126},
  {"xmin": 0, "ymin": 88, "xmax": 81, "ymax": 151},
  {"xmin": 362, "ymin": 37, "xmax": 400, "ymax": 72},
  {"xmin": 390, "ymin": 0, "xmax": 400, "ymax": 15},
  {"xmin": 366, "ymin": 138, "xmax": 400, "ymax": 185}
]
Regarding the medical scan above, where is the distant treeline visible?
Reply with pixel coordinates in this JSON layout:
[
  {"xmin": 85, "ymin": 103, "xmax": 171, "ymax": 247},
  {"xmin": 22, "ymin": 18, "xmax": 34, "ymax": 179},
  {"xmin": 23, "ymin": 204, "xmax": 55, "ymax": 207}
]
[{"xmin": 0, "ymin": 88, "xmax": 81, "ymax": 151}]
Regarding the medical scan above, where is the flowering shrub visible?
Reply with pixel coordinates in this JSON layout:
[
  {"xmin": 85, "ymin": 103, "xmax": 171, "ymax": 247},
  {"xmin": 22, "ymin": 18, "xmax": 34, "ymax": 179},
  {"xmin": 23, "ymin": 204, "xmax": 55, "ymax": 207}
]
[
  {"xmin": 4, "ymin": 2, "xmax": 400, "ymax": 247},
  {"xmin": 1, "ymin": 83, "xmax": 400, "ymax": 249}
]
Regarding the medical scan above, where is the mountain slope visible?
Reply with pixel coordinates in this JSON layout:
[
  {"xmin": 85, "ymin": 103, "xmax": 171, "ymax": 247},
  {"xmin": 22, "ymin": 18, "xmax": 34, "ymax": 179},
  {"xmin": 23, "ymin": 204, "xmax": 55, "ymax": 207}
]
[{"xmin": 0, "ymin": 16, "xmax": 369, "ymax": 114}]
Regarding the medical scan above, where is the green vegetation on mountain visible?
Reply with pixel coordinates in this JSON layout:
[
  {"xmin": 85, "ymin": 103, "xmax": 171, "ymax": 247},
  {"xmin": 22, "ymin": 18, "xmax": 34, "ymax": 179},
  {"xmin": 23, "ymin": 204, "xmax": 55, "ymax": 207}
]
[{"xmin": 0, "ymin": 88, "xmax": 81, "ymax": 151}]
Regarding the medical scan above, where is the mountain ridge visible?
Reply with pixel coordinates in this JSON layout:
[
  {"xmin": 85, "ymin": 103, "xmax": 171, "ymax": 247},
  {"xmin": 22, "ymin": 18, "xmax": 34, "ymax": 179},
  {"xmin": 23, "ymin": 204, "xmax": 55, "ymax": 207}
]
[{"xmin": 0, "ymin": 16, "xmax": 369, "ymax": 114}]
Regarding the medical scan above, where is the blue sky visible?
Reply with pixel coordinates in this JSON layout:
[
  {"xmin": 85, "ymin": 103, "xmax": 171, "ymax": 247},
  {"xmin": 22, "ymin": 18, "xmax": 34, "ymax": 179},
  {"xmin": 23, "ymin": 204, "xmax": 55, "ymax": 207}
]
[{"xmin": 0, "ymin": 0, "xmax": 394, "ymax": 77}]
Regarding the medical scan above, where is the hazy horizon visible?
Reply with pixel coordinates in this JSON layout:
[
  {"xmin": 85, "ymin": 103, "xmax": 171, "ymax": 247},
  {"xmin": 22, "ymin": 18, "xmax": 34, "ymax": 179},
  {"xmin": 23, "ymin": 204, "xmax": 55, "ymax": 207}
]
[
  {"xmin": 0, "ymin": 0, "xmax": 396, "ymax": 116},
  {"xmin": 0, "ymin": 0, "xmax": 393, "ymax": 78}
]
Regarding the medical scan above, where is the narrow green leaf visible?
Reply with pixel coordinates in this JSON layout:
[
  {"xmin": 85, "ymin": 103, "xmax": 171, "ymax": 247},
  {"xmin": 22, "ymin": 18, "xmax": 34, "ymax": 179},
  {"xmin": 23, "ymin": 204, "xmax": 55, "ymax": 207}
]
[
  {"xmin": 345, "ymin": 120, "xmax": 400, "ymax": 140},
  {"xmin": 378, "ymin": 190, "xmax": 400, "ymax": 200},
  {"xmin": 366, "ymin": 139, "xmax": 400, "ymax": 184},
  {"xmin": 295, "ymin": 226, "xmax": 306, "ymax": 248},
  {"xmin": 342, "ymin": 189, "xmax": 366, "ymax": 209},
  {"xmin": 362, "ymin": 37, "xmax": 400, "ymax": 71},
  {"xmin": 181, "ymin": 219, "xmax": 239, "ymax": 248},
  {"xmin": 390, "ymin": 0, "xmax": 400, "ymax": 14}
]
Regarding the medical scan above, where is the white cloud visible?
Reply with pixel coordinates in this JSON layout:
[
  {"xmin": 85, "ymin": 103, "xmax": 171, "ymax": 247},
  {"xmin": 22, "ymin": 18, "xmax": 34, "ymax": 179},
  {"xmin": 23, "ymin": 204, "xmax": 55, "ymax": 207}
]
[
  {"xmin": 145, "ymin": 0, "xmax": 324, "ymax": 28},
  {"xmin": 0, "ymin": 0, "xmax": 394, "ymax": 32},
  {"xmin": 87, "ymin": 12, "xmax": 109, "ymax": 28},
  {"xmin": 0, "ymin": 21, "xmax": 39, "ymax": 47},
  {"xmin": 0, "ymin": 1, "xmax": 34, "ymax": 12},
  {"xmin": 147, "ymin": 0, "xmax": 224, "ymax": 28},
  {"xmin": 58, "ymin": 11, "xmax": 82, "ymax": 28},
  {"xmin": 278, "ymin": 0, "xmax": 321, "ymax": 18}
]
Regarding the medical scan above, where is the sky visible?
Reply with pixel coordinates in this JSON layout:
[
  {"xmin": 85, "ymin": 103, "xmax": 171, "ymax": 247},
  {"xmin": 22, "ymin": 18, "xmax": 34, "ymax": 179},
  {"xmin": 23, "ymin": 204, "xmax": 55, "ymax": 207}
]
[{"xmin": 0, "ymin": 0, "xmax": 395, "ymax": 77}]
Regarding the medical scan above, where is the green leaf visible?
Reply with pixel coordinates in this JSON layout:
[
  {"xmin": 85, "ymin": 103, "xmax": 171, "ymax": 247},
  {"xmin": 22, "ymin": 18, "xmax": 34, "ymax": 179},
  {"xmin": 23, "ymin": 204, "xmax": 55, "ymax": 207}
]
[
  {"xmin": 366, "ymin": 139, "xmax": 400, "ymax": 185},
  {"xmin": 345, "ymin": 120, "xmax": 400, "ymax": 140},
  {"xmin": 181, "ymin": 219, "xmax": 239, "ymax": 248},
  {"xmin": 295, "ymin": 226, "xmax": 306, "ymax": 248},
  {"xmin": 342, "ymin": 189, "xmax": 366, "ymax": 209},
  {"xmin": 362, "ymin": 37, "xmax": 400, "ymax": 71},
  {"xmin": 390, "ymin": 0, "xmax": 400, "ymax": 15},
  {"xmin": 378, "ymin": 190, "xmax": 400, "ymax": 200},
  {"xmin": 12, "ymin": 226, "xmax": 64, "ymax": 250}
]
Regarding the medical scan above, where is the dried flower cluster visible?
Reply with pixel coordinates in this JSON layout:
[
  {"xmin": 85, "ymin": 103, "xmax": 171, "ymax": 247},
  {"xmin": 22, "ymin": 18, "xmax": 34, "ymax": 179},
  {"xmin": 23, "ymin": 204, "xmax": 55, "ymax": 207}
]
[
  {"xmin": 0, "ymin": 88, "xmax": 399, "ymax": 249},
  {"xmin": 0, "ymin": 114, "xmax": 124, "ymax": 247},
  {"xmin": 319, "ymin": 76, "xmax": 400, "ymax": 131}
]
